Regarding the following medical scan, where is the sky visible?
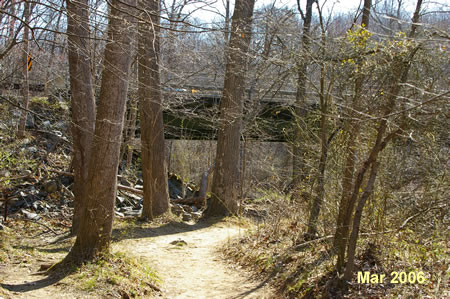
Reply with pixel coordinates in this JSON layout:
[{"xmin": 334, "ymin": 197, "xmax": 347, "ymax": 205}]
[{"xmin": 185, "ymin": 0, "xmax": 448, "ymax": 24}]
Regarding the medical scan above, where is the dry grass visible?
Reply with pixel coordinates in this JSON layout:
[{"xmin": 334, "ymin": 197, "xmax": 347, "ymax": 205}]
[{"xmin": 224, "ymin": 191, "xmax": 449, "ymax": 298}]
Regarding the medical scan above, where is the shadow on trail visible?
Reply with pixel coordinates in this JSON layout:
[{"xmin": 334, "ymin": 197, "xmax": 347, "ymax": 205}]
[
  {"xmin": 13, "ymin": 244, "xmax": 71, "ymax": 254},
  {"xmin": 234, "ymin": 272, "xmax": 276, "ymax": 299},
  {"xmin": 112, "ymin": 216, "xmax": 226, "ymax": 242},
  {"xmin": 0, "ymin": 271, "xmax": 69, "ymax": 294},
  {"xmin": 0, "ymin": 216, "xmax": 233, "ymax": 296}
]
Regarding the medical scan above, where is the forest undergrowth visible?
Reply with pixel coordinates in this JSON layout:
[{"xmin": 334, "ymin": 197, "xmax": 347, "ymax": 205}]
[
  {"xmin": 0, "ymin": 98, "xmax": 162, "ymax": 298},
  {"xmin": 225, "ymin": 191, "xmax": 448, "ymax": 298}
]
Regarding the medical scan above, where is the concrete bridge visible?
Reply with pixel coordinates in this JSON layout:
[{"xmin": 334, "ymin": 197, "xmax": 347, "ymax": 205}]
[
  {"xmin": 161, "ymin": 85, "xmax": 299, "ymax": 141},
  {"xmin": 2, "ymin": 81, "xmax": 307, "ymax": 142}
]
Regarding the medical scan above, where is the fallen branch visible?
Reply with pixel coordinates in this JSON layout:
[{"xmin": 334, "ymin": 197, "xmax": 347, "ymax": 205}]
[
  {"xmin": 47, "ymin": 170, "xmax": 144, "ymax": 196},
  {"xmin": 294, "ymin": 234, "xmax": 333, "ymax": 251},
  {"xmin": 23, "ymin": 218, "xmax": 61, "ymax": 235},
  {"xmin": 117, "ymin": 184, "xmax": 143, "ymax": 196}
]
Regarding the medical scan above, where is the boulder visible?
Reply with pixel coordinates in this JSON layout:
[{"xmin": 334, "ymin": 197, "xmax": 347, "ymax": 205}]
[
  {"xmin": 182, "ymin": 212, "xmax": 192, "ymax": 222},
  {"xmin": 21, "ymin": 209, "xmax": 41, "ymax": 220}
]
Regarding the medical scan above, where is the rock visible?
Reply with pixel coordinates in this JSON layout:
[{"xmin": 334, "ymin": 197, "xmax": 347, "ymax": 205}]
[
  {"xmin": 44, "ymin": 181, "xmax": 58, "ymax": 193},
  {"xmin": 26, "ymin": 146, "xmax": 38, "ymax": 154},
  {"xmin": 0, "ymin": 170, "xmax": 10, "ymax": 177},
  {"xmin": 42, "ymin": 120, "xmax": 51, "ymax": 128},
  {"xmin": 21, "ymin": 138, "xmax": 32, "ymax": 146},
  {"xmin": 182, "ymin": 212, "xmax": 192, "ymax": 222},
  {"xmin": 54, "ymin": 120, "xmax": 68, "ymax": 130},
  {"xmin": 171, "ymin": 205, "xmax": 184, "ymax": 216},
  {"xmin": 32, "ymin": 201, "xmax": 41, "ymax": 211},
  {"xmin": 127, "ymin": 193, "xmax": 141, "ymax": 202},
  {"xmin": 32, "ymin": 200, "xmax": 50, "ymax": 211},
  {"xmin": 119, "ymin": 177, "xmax": 131, "ymax": 187},
  {"xmin": 124, "ymin": 209, "xmax": 141, "ymax": 217},
  {"xmin": 120, "ymin": 206, "xmax": 133, "ymax": 212},
  {"xmin": 45, "ymin": 131, "xmax": 63, "ymax": 152},
  {"xmin": 192, "ymin": 211, "xmax": 202, "ymax": 219},
  {"xmin": 8, "ymin": 197, "xmax": 25, "ymax": 208},
  {"xmin": 26, "ymin": 113, "xmax": 35, "ymax": 128},
  {"xmin": 132, "ymin": 203, "xmax": 142, "ymax": 210},
  {"xmin": 21, "ymin": 209, "xmax": 41, "ymax": 220},
  {"xmin": 116, "ymin": 196, "xmax": 125, "ymax": 206},
  {"xmin": 115, "ymin": 211, "xmax": 125, "ymax": 218},
  {"xmin": 170, "ymin": 239, "xmax": 187, "ymax": 246}
]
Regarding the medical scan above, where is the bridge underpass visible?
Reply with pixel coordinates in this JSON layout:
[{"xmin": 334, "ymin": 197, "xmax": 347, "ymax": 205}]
[
  {"xmin": 2, "ymin": 82, "xmax": 310, "ymax": 142},
  {"xmin": 161, "ymin": 87, "xmax": 301, "ymax": 142}
]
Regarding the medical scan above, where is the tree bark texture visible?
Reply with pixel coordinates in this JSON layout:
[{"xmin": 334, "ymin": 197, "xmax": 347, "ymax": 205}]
[
  {"xmin": 343, "ymin": 162, "xmax": 379, "ymax": 281},
  {"xmin": 305, "ymin": 52, "xmax": 330, "ymax": 239},
  {"xmin": 334, "ymin": 0, "xmax": 372, "ymax": 274},
  {"xmin": 291, "ymin": 0, "xmax": 314, "ymax": 196},
  {"xmin": 66, "ymin": 0, "xmax": 96, "ymax": 235},
  {"xmin": 125, "ymin": 99, "xmax": 138, "ymax": 169},
  {"xmin": 138, "ymin": 0, "xmax": 170, "ymax": 219},
  {"xmin": 342, "ymin": 0, "xmax": 422, "ymax": 281},
  {"xmin": 65, "ymin": 0, "xmax": 136, "ymax": 263},
  {"xmin": 206, "ymin": 0, "xmax": 255, "ymax": 217},
  {"xmin": 17, "ymin": 0, "xmax": 30, "ymax": 139}
]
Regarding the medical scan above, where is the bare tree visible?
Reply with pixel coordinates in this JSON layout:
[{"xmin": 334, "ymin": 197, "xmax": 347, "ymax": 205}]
[
  {"xmin": 342, "ymin": 0, "xmax": 424, "ymax": 282},
  {"xmin": 138, "ymin": 0, "xmax": 170, "ymax": 220},
  {"xmin": 17, "ymin": 0, "xmax": 30, "ymax": 138},
  {"xmin": 305, "ymin": 1, "xmax": 335, "ymax": 240},
  {"xmin": 64, "ymin": 0, "xmax": 136, "ymax": 263},
  {"xmin": 66, "ymin": 0, "xmax": 96, "ymax": 235},
  {"xmin": 206, "ymin": 0, "xmax": 256, "ymax": 216},
  {"xmin": 290, "ymin": 0, "xmax": 315, "ymax": 198},
  {"xmin": 333, "ymin": 0, "xmax": 372, "ymax": 274}
]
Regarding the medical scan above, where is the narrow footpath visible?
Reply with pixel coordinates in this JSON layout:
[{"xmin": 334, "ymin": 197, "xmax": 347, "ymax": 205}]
[{"xmin": 115, "ymin": 220, "xmax": 273, "ymax": 299}]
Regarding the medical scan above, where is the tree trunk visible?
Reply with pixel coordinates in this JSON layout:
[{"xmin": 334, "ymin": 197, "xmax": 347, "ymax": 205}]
[
  {"xmin": 45, "ymin": 2, "xmax": 64, "ymax": 84},
  {"xmin": 334, "ymin": 121, "xmax": 359, "ymax": 272},
  {"xmin": 333, "ymin": 0, "xmax": 372, "ymax": 274},
  {"xmin": 224, "ymin": 0, "xmax": 231, "ymax": 43},
  {"xmin": 125, "ymin": 99, "xmax": 138, "ymax": 169},
  {"xmin": 64, "ymin": 0, "xmax": 136, "ymax": 263},
  {"xmin": 139, "ymin": 0, "xmax": 170, "ymax": 220},
  {"xmin": 305, "ymin": 45, "xmax": 330, "ymax": 239},
  {"xmin": 66, "ymin": 0, "xmax": 96, "ymax": 235},
  {"xmin": 119, "ymin": 98, "xmax": 137, "ymax": 170},
  {"xmin": 17, "ymin": 0, "xmax": 30, "ymax": 139},
  {"xmin": 206, "ymin": 0, "xmax": 255, "ymax": 217},
  {"xmin": 343, "ymin": 162, "xmax": 378, "ymax": 281},
  {"xmin": 342, "ymin": 0, "xmax": 423, "ymax": 282},
  {"xmin": 291, "ymin": 0, "xmax": 314, "ymax": 199}
]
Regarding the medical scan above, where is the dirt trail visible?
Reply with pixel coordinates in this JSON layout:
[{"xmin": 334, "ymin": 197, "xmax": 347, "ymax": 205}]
[
  {"xmin": 0, "ymin": 220, "xmax": 273, "ymax": 298},
  {"xmin": 0, "ymin": 253, "xmax": 79, "ymax": 299},
  {"xmin": 114, "ymin": 220, "xmax": 273, "ymax": 299}
]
